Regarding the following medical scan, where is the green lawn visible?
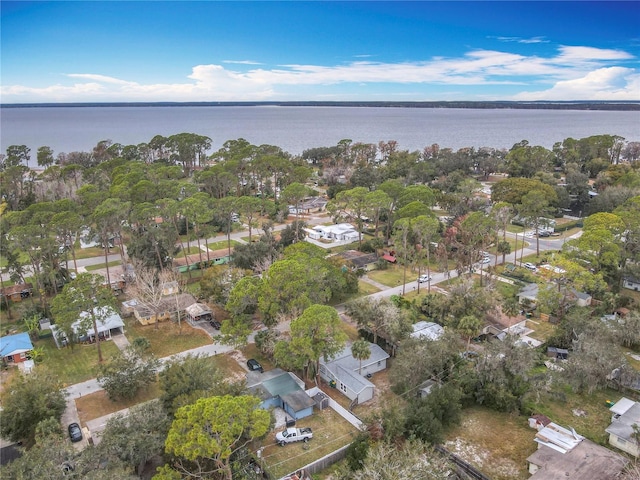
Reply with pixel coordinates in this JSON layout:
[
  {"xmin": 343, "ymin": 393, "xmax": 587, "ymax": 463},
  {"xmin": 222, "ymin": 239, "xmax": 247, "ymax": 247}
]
[
  {"xmin": 123, "ymin": 316, "xmax": 212, "ymax": 358},
  {"xmin": 328, "ymin": 279, "xmax": 380, "ymax": 306},
  {"xmin": 85, "ymin": 260, "xmax": 121, "ymax": 271},
  {"xmin": 367, "ymin": 265, "xmax": 413, "ymax": 287},
  {"xmin": 36, "ymin": 334, "xmax": 122, "ymax": 386},
  {"xmin": 523, "ymin": 386, "xmax": 624, "ymax": 445}
]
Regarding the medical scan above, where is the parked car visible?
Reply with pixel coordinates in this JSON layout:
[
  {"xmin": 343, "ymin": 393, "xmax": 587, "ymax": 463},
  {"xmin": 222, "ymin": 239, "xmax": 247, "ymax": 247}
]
[
  {"xmin": 478, "ymin": 257, "xmax": 491, "ymax": 265},
  {"xmin": 524, "ymin": 262, "xmax": 537, "ymax": 271},
  {"xmin": 209, "ymin": 319, "xmax": 221, "ymax": 330},
  {"xmin": 418, "ymin": 274, "xmax": 431, "ymax": 283},
  {"xmin": 537, "ymin": 230, "xmax": 551, "ymax": 237},
  {"xmin": 247, "ymin": 358, "xmax": 264, "ymax": 373},
  {"xmin": 68, "ymin": 422, "xmax": 82, "ymax": 443},
  {"xmin": 276, "ymin": 427, "xmax": 313, "ymax": 446}
]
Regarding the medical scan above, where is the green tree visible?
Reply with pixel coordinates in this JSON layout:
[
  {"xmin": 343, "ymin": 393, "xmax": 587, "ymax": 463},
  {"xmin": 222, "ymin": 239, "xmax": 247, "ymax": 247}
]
[
  {"xmin": 0, "ymin": 372, "xmax": 66, "ymax": 443},
  {"xmin": 50, "ymin": 273, "xmax": 118, "ymax": 363},
  {"xmin": 99, "ymin": 399, "xmax": 170, "ymax": 476},
  {"xmin": 351, "ymin": 338, "xmax": 371, "ymax": 375},
  {"xmin": 281, "ymin": 182, "xmax": 310, "ymax": 242},
  {"xmin": 457, "ymin": 315, "xmax": 484, "ymax": 350},
  {"xmin": 36, "ymin": 146, "xmax": 55, "ymax": 168},
  {"xmin": 159, "ymin": 354, "xmax": 245, "ymax": 417},
  {"xmin": 97, "ymin": 345, "xmax": 160, "ymax": 401},
  {"xmin": 518, "ymin": 190, "xmax": 554, "ymax": 256},
  {"xmin": 276, "ymin": 304, "xmax": 348, "ymax": 381},
  {"xmin": 163, "ymin": 395, "xmax": 270, "ymax": 480}
]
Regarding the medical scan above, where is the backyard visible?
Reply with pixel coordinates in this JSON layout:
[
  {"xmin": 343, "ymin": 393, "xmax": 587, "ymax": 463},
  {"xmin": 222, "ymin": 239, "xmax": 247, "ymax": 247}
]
[
  {"xmin": 124, "ymin": 316, "xmax": 212, "ymax": 358},
  {"xmin": 257, "ymin": 408, "xmax": 359, "ymax": 479},
  {"xmin": 444, "ymin": 406, "xmax": 536, "ymax": 480}
]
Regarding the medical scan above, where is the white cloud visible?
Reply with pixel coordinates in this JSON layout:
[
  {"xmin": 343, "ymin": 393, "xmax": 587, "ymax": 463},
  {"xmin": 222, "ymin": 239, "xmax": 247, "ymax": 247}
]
[
  {"xmin": 1, "ymin": 45, "xmax": 638, "ymax": 102},
  {"xmin": 66, "ymin": 74, "xmax": 137, "ymax": 85},
  {"xmin": 513, "ymin": 67, "xmax": 640, "ymax": 101},
  {"xmin": 222, "ymin": 60, "xmax": 262, "ymax": 65},
  {"xmin": 495, "ymin": 36, "xmax": 548, "ymax": 44}
]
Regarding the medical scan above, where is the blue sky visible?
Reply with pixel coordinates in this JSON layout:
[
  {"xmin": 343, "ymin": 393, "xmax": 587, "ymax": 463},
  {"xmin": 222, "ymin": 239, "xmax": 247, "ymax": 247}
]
[{"xmin": 1, "ymin": 1, "xmax": 639, "ymax": 103}]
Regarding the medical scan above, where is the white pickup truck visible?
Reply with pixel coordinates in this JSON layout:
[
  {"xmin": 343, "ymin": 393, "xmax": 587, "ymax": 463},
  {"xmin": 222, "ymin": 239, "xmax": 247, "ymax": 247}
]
[{"xmin": 276, "ymin": 427, "xmax": 313, "ymax": 446}]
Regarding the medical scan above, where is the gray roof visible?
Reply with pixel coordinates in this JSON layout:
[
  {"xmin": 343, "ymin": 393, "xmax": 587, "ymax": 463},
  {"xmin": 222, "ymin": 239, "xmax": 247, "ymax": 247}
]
[
  {"xmin": 74, "ymin": 307, "xmax": 124, "ymax": 335},
  {"xmin": 606, "ymin": 401, "xmax": 640, "ymax": 442},
  {"xmin": 321, "ymin": 342, "xmax": 389, "ymax": 372},
  {"xmin": 281, "ymin": 390, "xmax": 316, "ymax": 411},
  {"xmin": 518, "ymin": 283, "xmax": 539, "ymax": 299},
  {"xmin": 246, "ymin": 368, "xmax": 312, "ymax": 412},
  {"xmin": 333, "ymin": 364, "xmax": 373, "ymax": 394}
]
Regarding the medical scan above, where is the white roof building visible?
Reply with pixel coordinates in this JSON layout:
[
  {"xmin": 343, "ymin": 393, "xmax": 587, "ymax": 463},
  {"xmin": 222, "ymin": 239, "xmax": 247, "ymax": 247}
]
[{"xmin": 411, "ymin": 321, "xmax": 444, "ymax": 341}]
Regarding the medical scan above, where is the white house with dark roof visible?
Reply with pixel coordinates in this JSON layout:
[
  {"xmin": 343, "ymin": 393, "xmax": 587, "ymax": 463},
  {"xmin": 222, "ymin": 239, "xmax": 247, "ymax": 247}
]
[
  {"xmin": 606, "ymin": 397, "xmax": 640, "ymax": 457},
  {"xmin": 319, "ymin": 342, "xmax": 389, "ymax": 404}
]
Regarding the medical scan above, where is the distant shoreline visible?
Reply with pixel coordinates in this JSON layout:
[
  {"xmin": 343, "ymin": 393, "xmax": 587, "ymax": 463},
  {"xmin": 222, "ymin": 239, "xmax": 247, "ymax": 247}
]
[{"xmin": 2, "ymin": 101, "xmax": 640, "ymax": 111}]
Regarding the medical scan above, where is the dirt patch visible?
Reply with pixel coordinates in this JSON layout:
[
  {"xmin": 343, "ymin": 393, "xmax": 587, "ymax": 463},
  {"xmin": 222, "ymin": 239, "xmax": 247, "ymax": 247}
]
[
  {"xmin": 226, "ymin": 349, "xmax": 250, "ymax": 372},
  {"xmin": 444, "ymin": 408, "xmax": 535, "ymax": 480}
]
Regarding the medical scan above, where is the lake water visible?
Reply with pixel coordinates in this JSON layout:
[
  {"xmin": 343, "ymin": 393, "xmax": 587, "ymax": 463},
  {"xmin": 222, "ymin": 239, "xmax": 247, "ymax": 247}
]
[{"xmin": 2, "ymin": 106, "xmax": 639, "ymax": 164}]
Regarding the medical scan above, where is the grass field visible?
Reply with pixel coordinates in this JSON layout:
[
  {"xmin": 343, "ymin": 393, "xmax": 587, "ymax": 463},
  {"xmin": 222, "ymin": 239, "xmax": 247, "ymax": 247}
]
[
  {"xmin": 366, "ymin": 265, "xmax": 411, "ymax": 287},
  {"xmin": 124, "ymin": 317, "xmax": 212, "ymax": 358},
  {"xmin": 36, "ymin": 335, "xmax": 122, "ymax": 386}
]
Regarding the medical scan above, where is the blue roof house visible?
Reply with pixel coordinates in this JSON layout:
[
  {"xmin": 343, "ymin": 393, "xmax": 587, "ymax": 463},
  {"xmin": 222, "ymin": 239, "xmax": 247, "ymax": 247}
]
[{"xmin": 0, "ymin": 332, "xmax": 34, "ymax": 364}]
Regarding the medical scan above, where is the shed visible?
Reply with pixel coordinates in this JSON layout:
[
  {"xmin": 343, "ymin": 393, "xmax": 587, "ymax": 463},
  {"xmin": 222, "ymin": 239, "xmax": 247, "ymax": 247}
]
[
  {"xmin": 546, "ymin": 347, "xmax": 569, "ymax": 360},
  {"xmin": 0, "ymin": 332, "xmax": 34, "ymax": 363},
  {"xmin": 0, "ymin": 283, "xmax": 33, "ymax": 303},
  {"xmin": 417, "ymin": 379, "xmax": 437, "ymax": 398}
]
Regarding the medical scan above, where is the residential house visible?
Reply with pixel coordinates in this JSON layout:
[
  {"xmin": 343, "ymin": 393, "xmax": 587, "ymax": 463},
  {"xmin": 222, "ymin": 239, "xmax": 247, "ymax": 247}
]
[
  {"xmin": 623, "ymin": 276, "xmax": 640, "ymax": 292},
  {"xmin": 0, "ymin": 332, "xmax": 34, "ymax": 364},
  {"xmin": 51, "ymin": 307, "xmax": 125, "ymax": 347},
  {"xmin": 410, "ymin": 321, "xmax": 444, "ymax": 341},
  {"xmin": 132, "ymin": 293, "xmax": 196, "ymax": 326},
  {"xmin": 606, "ymin": 397, "xmax": 640, "ymax": 457},
  {"xmin": 288, "ymin": 197, "xmax": 327, "ymax": 215},
  {"xmin": 247, "ymin": 368, "xmax": 315, "ymax": 420},
  {"xmin": 334, "ymin": 250, "xmax": 378, "ymax": 272},
  {"xmin": 527, "ymin": 422, "xmax": 628, "ymax": 479},
  {"xmin": 0, "ymin": 283, "xmax": 33, "ymax": 303},
  {"xmin": 319, "ymin": 342, "xmax": 389, "ymax": 404},
  {"xmin": 517, "ymin": 283, "xmax": 592, "ymax": 308},
  {"xmin": 310, "ymin": 223, "xmax": 359, "ymax": 243}
]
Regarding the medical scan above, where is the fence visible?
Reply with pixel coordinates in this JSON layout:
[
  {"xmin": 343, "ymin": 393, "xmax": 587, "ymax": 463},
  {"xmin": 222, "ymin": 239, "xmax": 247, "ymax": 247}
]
[{"xmin": 434, "ymin": 445, "xmax": 492, "ymax": 480}]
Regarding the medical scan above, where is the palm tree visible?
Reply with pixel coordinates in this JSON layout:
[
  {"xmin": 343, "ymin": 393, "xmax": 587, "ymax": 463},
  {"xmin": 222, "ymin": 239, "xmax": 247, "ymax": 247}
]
[{"xmin": 351, "ymin": 339, "xmax": 371, "ymax": 375}]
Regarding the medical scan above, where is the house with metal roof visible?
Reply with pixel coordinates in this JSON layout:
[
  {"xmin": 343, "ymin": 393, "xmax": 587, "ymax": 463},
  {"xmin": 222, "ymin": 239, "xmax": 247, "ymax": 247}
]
[
  {"xmin": 527, "ymin": 422, "xmax": 628, "ymax": 479},
  {"xmin": 0, "ymin": 332, "xmax": 34, "ymax": 364},
  {"xmin": 410, "ymin": 321, "xmax": 444, "ymax": 341},
  {"xmin": 51, "ymin": 307, "xmax": 125, "ymax": 347},
  {"xmin": 310, "ymin": 223, "xmax": 359, "ymax": 243},
  {"xmin": 606, "ymin": 397, "xmax": 640, "ymax": 457},
  {"xmin": 319, "ymin": 342, "xmax": 389, "ymax": 404},
  {"xmin": 247, "ymin": 368, "xmax": 315, "ymax": 420}
]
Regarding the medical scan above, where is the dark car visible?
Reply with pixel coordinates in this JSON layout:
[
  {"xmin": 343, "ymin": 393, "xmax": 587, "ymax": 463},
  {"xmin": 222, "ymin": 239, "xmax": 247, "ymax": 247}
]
[
  {"xmin": 247, "ymin": 358, "xmax": 264, "ymax": 373},
  {"xmin": 209, "ymin": 319, "xmax": 222, "ymax": 330},
  {"xmin": 537, "ymin": 231, "xmax": 551, "ymax": 237},
  {"xmin": 68, "ymin": 422, "xmax": 83, "ymax": 443}
]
